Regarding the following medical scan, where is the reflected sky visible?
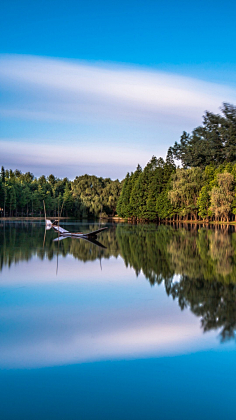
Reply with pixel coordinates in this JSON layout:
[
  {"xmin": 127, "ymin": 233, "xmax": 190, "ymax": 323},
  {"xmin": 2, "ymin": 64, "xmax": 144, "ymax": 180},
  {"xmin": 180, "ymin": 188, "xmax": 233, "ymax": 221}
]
[
  {"xmin": 1, "ymin": 223, "xmax": 235, "ymax": 369},
  {"xmin": 0, "ymin": 259, "xmax": 219, "ymax": 369}
]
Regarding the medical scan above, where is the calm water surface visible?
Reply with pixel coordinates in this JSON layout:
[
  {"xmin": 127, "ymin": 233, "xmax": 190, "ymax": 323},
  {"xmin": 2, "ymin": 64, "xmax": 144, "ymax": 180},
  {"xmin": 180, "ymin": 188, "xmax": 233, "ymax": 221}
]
[{"xmin": 0, "ymin": 221, "xmax": 236, "ymax": 419}]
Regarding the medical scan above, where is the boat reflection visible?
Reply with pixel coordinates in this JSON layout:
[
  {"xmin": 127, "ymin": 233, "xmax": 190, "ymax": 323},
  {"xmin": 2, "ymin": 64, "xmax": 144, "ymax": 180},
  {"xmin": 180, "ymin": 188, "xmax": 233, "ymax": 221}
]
[{"xmin": 53, "ymin": 234, "xmax": 107, "ymax": 249}]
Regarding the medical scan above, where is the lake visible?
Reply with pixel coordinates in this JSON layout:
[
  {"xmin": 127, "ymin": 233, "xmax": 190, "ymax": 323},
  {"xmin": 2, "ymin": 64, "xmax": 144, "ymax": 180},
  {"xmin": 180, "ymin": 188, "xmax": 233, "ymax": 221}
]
[{"xmin": 0, "ymin": 221, "xmax": 236, "ymax": 420}]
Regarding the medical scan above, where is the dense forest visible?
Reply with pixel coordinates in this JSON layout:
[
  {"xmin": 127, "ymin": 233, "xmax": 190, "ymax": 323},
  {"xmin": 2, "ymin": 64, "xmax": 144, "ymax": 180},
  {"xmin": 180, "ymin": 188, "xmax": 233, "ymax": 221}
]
[
  {"xmin": 117, "ymin": 103, "xmax": 236, "ymax": 222},
  {"xmin": 0, "ymin": 168, "xmax": 121, "ymax": 219}
]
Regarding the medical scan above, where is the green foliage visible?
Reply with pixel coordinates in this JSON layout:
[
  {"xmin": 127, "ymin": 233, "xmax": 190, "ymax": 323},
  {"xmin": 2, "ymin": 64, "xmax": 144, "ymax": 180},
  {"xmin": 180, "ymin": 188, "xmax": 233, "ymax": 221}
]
[
  {"xmin": 197, "ymin": 186, "xmax": 210, "ymax": 219},
  {"xmin": 171, "ymin": 103, "xmax": 236, "ymax": 168},
  {"xmin": 72, "ymin": 174, "xmax": 122, "ymax": 219},
  {"xmin": 0, "ymin": 169, "xmax": 121, "ymax": 219},
  {"xmin": 117, "ymin": 155, "xmax": 176, "ymax": 220},
  {"xmin": 0, "ymin": 180, "xmax": 4, "ymax": 210},
  {"xmin": 210, "ymin": 172, "xmax": 235, "ymax": 222},
  {"xmin": 156, "ymin": 189, "xmax": 174, "ymax": 219},
  {"xmin": 169, "ymin": 167, "xmax": 203, "ymax": 220},
  {"xmin": 63, "ymin": 183, "xmax": 74, "ymax": 215},
  {"xmin": 120, "ymin": 173, "xmax": 133, "ymax": 217}
]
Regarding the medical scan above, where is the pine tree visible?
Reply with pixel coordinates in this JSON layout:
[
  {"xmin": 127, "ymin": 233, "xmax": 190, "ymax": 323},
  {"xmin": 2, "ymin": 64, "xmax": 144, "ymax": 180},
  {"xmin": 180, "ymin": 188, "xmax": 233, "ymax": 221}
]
[
  {"xmin": 120, "ymin": 173, "xmax": 133, "ymax": 218},
  {"xmin": 116, "ymin": 173, "xmax": 130, "ymax": 217},
  {"xmin": 63, "ymin": 183, "xmax": 74, "ymax": 216},
  {"xmin": 129, "ymin": 164, "xmax": 142, "ymax": 217},
  {"xmin": 146, "ymin": 160, "xmax": 164, "ymax": 220}
]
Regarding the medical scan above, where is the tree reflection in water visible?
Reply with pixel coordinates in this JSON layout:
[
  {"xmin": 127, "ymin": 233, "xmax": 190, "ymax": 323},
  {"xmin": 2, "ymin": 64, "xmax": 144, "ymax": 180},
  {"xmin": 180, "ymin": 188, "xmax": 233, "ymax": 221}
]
[{"xmin": 1, "ymin": 221, "xmax": 236, "ymax": 341}]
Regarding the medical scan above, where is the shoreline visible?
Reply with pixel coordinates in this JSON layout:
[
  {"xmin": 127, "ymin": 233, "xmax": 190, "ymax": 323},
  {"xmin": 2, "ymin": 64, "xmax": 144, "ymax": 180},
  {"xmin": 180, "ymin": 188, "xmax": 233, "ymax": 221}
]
[
  {"xmin": 1, "ymin": 216, "xmax": 236, "ymax": 226},
  {"xmin": 0, "ymin": 216, "xmax": 71, "ymax": 221},
  {"xmin": 101, "ymin": 216, "xmax": 236, "ymax": 225}
]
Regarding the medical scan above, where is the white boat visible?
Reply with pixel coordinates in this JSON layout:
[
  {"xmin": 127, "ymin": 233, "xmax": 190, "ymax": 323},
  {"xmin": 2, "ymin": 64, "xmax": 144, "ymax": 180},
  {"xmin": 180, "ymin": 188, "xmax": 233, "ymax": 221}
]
[{"xmin": 52, "ymin": 222, "xmax": 108, "ymax": 238}]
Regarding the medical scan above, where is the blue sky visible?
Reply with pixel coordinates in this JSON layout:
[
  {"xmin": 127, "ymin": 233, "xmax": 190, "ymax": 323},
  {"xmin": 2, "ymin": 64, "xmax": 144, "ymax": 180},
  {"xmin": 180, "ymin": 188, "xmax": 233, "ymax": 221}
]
[{"xmin": 1, "ymin": 0, "xmax": 236, "ymax": 179}]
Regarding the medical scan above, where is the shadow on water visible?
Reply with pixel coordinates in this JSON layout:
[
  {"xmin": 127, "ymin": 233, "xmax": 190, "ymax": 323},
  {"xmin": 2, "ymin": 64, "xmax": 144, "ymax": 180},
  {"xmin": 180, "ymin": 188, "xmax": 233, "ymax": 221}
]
[{"xmin": 1, "ymin": 221, "xmax": 236, "ymax": 341}]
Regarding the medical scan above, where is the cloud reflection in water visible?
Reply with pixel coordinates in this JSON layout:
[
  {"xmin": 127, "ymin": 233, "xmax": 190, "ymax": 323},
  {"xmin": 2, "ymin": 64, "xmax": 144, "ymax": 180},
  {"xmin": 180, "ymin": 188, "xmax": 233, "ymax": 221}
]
[{"xmin": 0, "ymin": 256, "xmax": 219, "ymax": 369}]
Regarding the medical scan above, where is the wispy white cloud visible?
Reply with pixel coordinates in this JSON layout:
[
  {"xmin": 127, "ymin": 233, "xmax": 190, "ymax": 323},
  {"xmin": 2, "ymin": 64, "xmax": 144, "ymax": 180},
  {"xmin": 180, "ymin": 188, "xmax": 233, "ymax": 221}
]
[
  {"xmin": 0, "ymin": 139, "xmax": 149, "ymax": 165},
  {"xmin": 0, "ymin": 139, "xmax": 151, "ymax": 179},
  {"xmin": 1, "ymin": 54, "xmax": 236, "ymax": 126}
]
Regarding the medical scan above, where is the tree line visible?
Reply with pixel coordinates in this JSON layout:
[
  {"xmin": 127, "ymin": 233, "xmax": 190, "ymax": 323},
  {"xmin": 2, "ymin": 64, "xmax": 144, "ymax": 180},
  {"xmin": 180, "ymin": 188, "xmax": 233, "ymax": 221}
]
[
  {"xmin": 0, "ymin": 168, "xmax": 121, "ymax": 218},
  {"xmin": 117, "ymin": 103, "xmax": 236, "ymax": 222}
]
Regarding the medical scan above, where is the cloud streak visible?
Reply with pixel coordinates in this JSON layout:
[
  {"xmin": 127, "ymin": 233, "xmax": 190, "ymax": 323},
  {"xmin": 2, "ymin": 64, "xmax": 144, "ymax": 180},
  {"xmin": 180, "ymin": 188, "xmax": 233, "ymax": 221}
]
[
  {"xmin": 0, "ymin": 139, "xmax": 151, "ymax": 179},
  {"xmin": 1, "ymin": 54, "xmax": 236, "ymax": 125}
]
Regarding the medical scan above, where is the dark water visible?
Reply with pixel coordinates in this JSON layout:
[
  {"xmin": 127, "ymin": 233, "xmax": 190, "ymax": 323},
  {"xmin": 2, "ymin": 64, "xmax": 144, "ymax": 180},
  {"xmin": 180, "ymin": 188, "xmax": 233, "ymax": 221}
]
[{"xmin": 0, "ymin": 221, "xmax": 236, "ymax": 420}]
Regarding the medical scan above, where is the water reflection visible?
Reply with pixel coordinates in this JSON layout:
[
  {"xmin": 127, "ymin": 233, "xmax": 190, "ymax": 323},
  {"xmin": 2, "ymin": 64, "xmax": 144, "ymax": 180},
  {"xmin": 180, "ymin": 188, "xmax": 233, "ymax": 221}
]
[
  {"xmin": 1, "ymin": 222, "xmax": 236, "ymax": 344},
  {"xmin": 117, "ymin": 224, "xmax": 236, "ymax": 342},
  {"xmin": 0, "ymin": 222, "xmax": 120, "ymax": 267}
]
